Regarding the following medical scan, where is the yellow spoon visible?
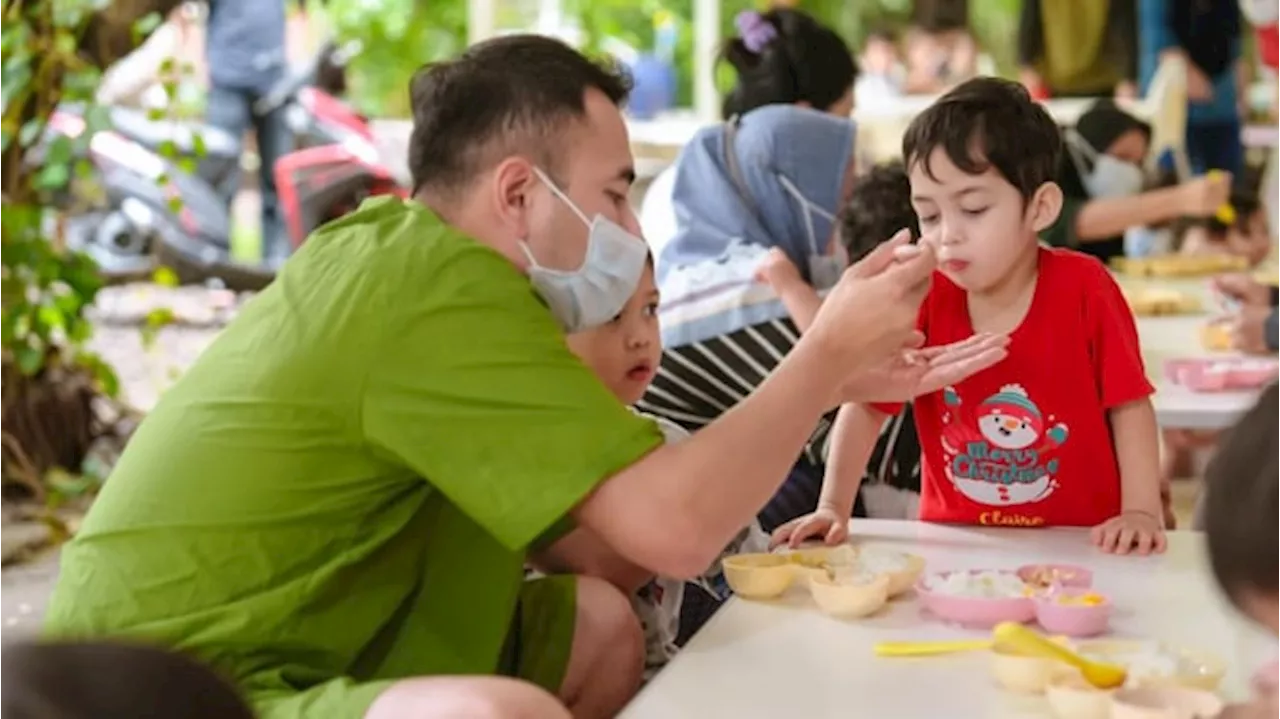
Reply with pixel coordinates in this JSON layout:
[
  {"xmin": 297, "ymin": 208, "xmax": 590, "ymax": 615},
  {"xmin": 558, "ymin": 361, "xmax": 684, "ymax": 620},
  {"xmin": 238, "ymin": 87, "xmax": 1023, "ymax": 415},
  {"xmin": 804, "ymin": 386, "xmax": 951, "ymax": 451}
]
[
  {"xmin": 874, "ymin": 639, "xmax": 994, "ymax": 657},
  {"xmin": 992, "ymin": 622, "xmax": 1127, "ymax": 689}
]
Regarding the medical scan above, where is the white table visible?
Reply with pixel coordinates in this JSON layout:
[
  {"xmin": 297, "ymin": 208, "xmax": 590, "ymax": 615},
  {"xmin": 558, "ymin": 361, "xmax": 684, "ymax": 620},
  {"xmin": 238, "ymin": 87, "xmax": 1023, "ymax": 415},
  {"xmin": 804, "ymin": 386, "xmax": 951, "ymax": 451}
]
[
  {"xmin": 1127, "ymin": 277, "xmax": 1270, "ymax": 430},
  {"xmin": 623, "ymin": 521, "xmax": 1272, "ymax": 719}
]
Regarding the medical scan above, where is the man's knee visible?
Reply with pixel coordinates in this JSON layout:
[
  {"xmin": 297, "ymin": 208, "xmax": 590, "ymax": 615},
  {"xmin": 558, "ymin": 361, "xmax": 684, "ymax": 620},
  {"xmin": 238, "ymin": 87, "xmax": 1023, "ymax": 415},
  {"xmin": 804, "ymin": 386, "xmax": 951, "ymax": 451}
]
[
  {"xmin": 365, "ymin": 676, "xmax": 569, "ymax": 719},
  {"xmin": 575, "ymin": 575, "xmax": 644, "ymax": 676}
]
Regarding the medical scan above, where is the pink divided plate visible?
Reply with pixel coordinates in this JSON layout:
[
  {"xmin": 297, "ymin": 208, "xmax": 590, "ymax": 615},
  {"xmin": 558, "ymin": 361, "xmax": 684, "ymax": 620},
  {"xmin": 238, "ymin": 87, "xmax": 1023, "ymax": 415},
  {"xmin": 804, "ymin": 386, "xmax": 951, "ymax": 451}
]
[
  {"xmin": 916, "ymin": 569, "xmax": 1035, "ymax": 628},
  {"xmin": 1017, "ymin": 564, "xmax": 1093, "ymax": 591},
  {"xmin": 1033, "ymin": 589, "xmax": 1112, "ymax": 637},
  {"xmin": 1165, "ymin": 357, "xmax": 1279, "ymax": 392}
]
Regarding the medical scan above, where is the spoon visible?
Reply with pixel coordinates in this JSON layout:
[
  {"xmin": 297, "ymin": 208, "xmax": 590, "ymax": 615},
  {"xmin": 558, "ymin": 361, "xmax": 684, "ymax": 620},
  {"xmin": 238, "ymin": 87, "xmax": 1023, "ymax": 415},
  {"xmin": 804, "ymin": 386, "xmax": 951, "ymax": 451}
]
[
  {"xmin": 874, "ymin": 631, "xmax": 1071, "ymax": 658},
  {"xmin": 992, "ymin": 622, "xmax": 1127, "ymax": 689}
]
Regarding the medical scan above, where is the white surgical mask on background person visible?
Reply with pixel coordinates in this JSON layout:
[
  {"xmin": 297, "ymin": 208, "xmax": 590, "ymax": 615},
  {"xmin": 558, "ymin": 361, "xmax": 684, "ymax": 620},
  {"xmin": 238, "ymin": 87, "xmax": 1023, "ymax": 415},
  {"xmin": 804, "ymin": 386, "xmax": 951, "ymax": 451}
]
[
  {"xmin": 520, "ymin": 167, "xmax": 649, "ymax": 333},
  {"xmin": 1065, "ymin": 130, "xmax": 1146, "ymax": 199},
  {"xmin": 777, "ymin": 174, "xmax": 848, "ymax": 290}
]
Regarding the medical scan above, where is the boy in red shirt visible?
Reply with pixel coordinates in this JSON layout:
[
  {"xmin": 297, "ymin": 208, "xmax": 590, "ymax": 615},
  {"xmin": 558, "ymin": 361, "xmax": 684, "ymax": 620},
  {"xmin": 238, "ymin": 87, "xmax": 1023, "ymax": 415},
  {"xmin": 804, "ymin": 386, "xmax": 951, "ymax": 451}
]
[{"xmin": 774, "ymin": 77, "xmax": 1166, "ymax": 555}]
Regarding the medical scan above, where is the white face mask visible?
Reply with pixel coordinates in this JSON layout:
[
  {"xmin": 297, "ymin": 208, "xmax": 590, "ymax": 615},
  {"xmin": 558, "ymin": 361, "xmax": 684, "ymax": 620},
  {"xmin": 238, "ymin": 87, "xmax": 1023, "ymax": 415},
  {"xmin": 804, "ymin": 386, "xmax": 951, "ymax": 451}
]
[
  {"xmin": 776, "ymin": 174, "xmax": 847, "ymax": 290},
  {"xmin": 1066, "ymin": 130, "xmax": 1145, "ymax": 199},
  {"xmin": 520, "ymin": 168, "xmax": 649, "ymax": 333}
]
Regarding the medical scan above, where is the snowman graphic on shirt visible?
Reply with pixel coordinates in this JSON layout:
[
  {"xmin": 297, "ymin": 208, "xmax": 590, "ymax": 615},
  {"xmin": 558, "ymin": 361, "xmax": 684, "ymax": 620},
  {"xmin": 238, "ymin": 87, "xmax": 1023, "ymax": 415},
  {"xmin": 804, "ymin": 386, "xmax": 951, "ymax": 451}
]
[{"xmin": 940, "ymin": 384, "xmax": 1070, "ymax": 507}]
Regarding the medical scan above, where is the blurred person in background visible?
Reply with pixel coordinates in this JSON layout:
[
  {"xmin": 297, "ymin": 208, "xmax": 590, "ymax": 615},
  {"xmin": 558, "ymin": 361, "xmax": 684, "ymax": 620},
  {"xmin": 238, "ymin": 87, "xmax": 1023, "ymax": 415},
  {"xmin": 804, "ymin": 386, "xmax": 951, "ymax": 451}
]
[
  {"xmin": 1139, "ymin": 0, "xmax": 1246, "ymax": 178},
  {"xmin": 1017, "ymin": 0, "xmax": 1137, "ymax": 100},
  {"xmin": 854, "ymin": 27, "xmax": 907, "ymax": 108},
  {"xmin": 203, "ymin": 0, "xmax": 293, "ymax": 266},
  {"xmin": 639, "ymin": 8, "xmax": 856, "ymax": 265}
]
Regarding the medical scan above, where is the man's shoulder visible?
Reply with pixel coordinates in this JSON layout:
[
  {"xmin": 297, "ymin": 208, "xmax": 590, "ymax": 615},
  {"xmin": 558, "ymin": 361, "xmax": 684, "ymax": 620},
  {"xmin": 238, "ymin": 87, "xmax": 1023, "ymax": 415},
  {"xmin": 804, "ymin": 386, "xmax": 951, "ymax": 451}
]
[{"xmin": 298, "ymin": 197, "xmax": 527, "ymax": 296}]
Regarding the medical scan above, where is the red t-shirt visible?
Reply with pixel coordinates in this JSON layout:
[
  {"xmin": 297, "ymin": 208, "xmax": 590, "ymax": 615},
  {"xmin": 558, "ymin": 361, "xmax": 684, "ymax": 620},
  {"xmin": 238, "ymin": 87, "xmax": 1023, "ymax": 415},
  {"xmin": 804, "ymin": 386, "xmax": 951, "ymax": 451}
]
[{"xmin": 874, "ymin": 248, "xmax": 1154, "ymax": 528}]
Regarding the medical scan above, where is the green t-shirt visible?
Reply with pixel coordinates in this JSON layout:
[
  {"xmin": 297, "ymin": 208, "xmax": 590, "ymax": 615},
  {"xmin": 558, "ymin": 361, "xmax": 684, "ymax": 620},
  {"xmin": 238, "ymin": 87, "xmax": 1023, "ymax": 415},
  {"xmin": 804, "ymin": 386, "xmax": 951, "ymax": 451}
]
[{"xmin": 43, "ymin": 197, "xmax": 663, "ymax": 709}]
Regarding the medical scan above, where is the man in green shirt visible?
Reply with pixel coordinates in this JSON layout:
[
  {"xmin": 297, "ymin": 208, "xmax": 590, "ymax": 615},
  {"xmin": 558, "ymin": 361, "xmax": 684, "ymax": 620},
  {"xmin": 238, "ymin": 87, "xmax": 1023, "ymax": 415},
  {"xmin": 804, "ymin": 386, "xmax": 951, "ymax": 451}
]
[{"xmin": 44, "ymin": 36, "xmax": 1007, "ymax": 718}]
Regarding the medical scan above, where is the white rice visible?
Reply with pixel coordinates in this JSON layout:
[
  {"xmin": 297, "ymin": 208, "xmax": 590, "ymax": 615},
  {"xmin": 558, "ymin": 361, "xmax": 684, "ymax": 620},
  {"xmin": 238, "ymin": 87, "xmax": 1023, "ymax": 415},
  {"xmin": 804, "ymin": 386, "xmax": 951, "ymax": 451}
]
[
  {"xmin": 855, "ymin": 549, "xmax": 912, "ymax": 574},
  {"xmin": 830, "ymin": 566, "xmax": 879, "ymax": 586},
  {"xmin": 925, "ymin": 570, "xmax": 1026, "ymax": 598},
  {"xmin": 1080, "ymin": 643, "xmax": 1203, "ymax": 686}
]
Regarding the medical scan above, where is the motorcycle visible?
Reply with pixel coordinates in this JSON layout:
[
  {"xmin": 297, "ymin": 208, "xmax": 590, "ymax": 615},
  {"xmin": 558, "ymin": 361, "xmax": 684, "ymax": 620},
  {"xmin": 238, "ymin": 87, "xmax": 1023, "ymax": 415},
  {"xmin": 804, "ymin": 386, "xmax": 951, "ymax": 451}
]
[{"xmin": 42, "ymin": 38, "xmax": 393, "ymax": 290}]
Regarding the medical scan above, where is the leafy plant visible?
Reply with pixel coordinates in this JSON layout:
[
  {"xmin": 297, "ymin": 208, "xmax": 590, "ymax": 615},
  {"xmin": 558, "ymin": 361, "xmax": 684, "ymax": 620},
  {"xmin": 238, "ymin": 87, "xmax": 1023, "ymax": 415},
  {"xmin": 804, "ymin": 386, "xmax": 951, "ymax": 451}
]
[
  {"xmin": 1, "ymin": 0, "xmax": 179, "ymax": 497},
  {"xmin": 324, "ymin": 0, "xmax": 467, "ymax": 117}
]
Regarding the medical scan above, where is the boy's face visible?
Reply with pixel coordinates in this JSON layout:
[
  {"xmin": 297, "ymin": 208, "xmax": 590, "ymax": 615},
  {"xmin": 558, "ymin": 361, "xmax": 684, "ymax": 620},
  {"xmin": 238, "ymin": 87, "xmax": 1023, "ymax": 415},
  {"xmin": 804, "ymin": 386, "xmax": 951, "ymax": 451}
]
[
  {"xmin": 908, "ymin": 147, "xmax": 1061, "ymax": 293},
  {"xmin": 566, "ymin": 263, "xmax": 662, "ymax": 406}
]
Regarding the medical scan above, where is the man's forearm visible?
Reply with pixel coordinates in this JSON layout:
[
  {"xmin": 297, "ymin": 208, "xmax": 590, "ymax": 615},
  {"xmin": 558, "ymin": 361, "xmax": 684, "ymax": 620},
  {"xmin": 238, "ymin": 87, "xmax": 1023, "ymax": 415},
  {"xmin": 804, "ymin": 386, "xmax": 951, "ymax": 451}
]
[
  {"xmin": 576, "ymin": 338, "xmax": 840, "ymax": 579},
  {"xmin": 531, "ymin": 528, "xmax": 653, "ymax": 593}
]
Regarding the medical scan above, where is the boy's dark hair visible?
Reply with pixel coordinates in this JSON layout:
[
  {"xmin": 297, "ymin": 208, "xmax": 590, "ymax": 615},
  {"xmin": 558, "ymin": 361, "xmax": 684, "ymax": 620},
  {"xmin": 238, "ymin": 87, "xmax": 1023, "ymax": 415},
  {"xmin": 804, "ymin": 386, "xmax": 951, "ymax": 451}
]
[
  {"xmin": 1, "ymin": 640, "xmax": 255, "ymax": 719},
  {"xmin": 408, "ymin": 35, "xmax": 632, "ymax": 194},
  {"xmin": 902, "ymin": 76, "xmax": 1061, "ymax": 202},
  {"xmin": 721, "ymin": 9, "xmax": 857, "ymax": 120},
  {"xmin": 1203, "ymin": 383, "xmax": 1278, "ymax": 606},
  {"xmin": 839, "ymin": 162, "xmax": 920, "ymax": 262}
]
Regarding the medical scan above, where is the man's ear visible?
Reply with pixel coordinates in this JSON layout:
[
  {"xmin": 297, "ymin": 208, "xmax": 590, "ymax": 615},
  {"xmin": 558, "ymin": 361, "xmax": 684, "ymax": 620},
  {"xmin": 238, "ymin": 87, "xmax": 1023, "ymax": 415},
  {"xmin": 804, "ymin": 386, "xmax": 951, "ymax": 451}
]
[
  {"xmin": 491, "ymin": 156, "xmax": 536, "ymax": 238},
  {"xmin": 1027, "ymin": 181, "xmax": 1064, "ymax": 233}
]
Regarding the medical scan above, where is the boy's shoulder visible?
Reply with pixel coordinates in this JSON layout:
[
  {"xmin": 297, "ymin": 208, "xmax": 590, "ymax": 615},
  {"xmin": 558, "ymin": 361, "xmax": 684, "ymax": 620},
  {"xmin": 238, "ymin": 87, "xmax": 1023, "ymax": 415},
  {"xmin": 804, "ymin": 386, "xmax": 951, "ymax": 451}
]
[{"xmin": 1037, "ymin": 247, "xmax": 1123, "ymax": 296}]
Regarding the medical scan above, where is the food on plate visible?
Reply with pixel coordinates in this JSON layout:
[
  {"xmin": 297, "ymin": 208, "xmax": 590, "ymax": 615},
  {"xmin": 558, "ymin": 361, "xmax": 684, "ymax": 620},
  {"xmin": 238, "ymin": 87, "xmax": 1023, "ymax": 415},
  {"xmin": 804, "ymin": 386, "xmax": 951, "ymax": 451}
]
[
  {"xmin": 1021, "ymin": 565, "xmax": 1091, "ymax": 590},
  {"xmin": 925, "ymin": 570, "xmax": 1028, "ymax": 599},
  {"xmin": 1112, "ymin": 254, "xmax": 1249, "ymax": 278},
  {"xmin": 1200, "ymin": 321, "xmax": 1233, "ymax": 351},
  {"xmin": 1122, "ymin": 288, "xmax": 1200, "ymax": 316},
  {"xmin": 1077, "ymin": 642, "xmax": 1223, "ymax": 690},
  {"xmin": 1053, "ymin": 593, "xmax": 1107, "ymax": 607}
]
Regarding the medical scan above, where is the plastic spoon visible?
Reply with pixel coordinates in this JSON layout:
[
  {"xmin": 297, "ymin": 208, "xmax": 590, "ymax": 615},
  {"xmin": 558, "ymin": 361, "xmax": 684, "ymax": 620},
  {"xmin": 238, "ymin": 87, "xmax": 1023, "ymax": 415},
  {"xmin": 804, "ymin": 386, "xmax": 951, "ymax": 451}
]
[
  {"xmin": 992, "ymin": 622, "xmax": 1127, "ymax": 689},
  {"xmin": 874, "ymin": 639, "xmax": 993, "ymax": 657}
]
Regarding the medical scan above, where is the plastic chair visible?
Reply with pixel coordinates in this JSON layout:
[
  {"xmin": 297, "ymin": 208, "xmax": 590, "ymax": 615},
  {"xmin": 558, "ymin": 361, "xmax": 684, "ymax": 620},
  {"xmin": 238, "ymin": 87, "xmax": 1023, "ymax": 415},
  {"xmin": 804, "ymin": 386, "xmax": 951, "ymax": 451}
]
[{"xmin": 1138, "ymin": 53, "xmax": 1192, "ymax": 181}]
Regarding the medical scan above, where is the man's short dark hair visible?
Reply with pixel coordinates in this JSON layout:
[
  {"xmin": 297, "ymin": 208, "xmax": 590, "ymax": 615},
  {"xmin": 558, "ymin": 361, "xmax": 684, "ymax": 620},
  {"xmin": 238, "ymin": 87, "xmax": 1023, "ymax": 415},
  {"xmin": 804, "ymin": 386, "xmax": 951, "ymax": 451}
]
[
  {"xmin": 1203, "ymin": 383, "xmax": 1278, "ymax": 607},
  {"xmin": 407, "ymin": 35, "xmax": 632, "ymax": 194},
  {"xmin": 901, "ymin": 77, "xmax": 1061, "ymax": 202},
  {"xmin": 839, "ymin": 162, "xmax": 919, "ymax": 262}
]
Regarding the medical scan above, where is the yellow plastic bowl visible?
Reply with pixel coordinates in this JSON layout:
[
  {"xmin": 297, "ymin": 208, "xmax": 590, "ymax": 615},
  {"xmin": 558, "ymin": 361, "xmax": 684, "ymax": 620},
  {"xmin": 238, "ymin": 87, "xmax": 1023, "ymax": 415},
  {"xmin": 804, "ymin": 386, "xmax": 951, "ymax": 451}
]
[
  {"xmin": 1109, "ymin": 686, "xmax": 1224, "ymax": 719},
  {"xmin": 723, "ymin": 553, "xmax": 795, "ymax": 600},
  {"xmin": 883, "ymin": 553, "xmax": 926, "ymax": 598},
  {"xmin": 1045, "ymin": 669, "xmax": 1113, "ymax": 719},
  {"xmin": 990, "ymin": 645, "xmax": 1062, "ymax": 694},
  {"xmin": 777, "ymin": 544, "xmax": 856, "ymax": 582},
  {"xmin": 808, "ymin": 573, "xmax": 889, "ymax": 619},
  {"xmin": 1076, "ymin": 641, "xmax": 1225, "ymax": 692}
]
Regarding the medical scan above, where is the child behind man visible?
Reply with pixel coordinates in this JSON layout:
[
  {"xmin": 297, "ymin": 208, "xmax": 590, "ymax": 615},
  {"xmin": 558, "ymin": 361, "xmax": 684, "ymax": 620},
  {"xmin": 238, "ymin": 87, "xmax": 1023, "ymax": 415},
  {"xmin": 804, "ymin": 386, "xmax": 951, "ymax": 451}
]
[
  {"xmin": 556, "ymin": 257, "xmax": 768, "ymax": 678},
  {"xmin": 775, "ymin": 77, "xmax": 1166, "ymax": 555},
  {"xmin": 757, "ymin": 162, "xmax": 925, "ymax": 523}
]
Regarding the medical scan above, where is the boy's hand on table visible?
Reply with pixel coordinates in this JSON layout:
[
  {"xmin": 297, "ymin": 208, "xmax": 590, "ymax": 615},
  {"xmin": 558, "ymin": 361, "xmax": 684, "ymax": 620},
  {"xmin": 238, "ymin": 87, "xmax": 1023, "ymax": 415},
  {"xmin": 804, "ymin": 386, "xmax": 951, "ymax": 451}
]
[
  {"xmin": 1090, "ymin": 511, "xmax": 1167, "ymax": 555},
  {"xmin": 769, "ymin": 506, "xmax": 847, "ymax": 549}
]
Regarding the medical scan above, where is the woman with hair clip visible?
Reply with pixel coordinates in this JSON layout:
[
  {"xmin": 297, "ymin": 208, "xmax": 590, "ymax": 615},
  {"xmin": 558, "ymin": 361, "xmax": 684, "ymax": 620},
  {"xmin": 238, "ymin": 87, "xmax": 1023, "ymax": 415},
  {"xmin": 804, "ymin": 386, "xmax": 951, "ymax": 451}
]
[{"xmin": 639, "ymin": 7, "xmax": 857, "ymax": 261}]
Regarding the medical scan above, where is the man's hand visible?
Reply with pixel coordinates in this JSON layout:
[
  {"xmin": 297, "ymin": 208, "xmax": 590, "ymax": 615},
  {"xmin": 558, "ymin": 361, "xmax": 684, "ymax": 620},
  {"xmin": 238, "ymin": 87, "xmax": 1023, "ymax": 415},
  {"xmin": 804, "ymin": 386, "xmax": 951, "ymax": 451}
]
[
  {"xmin": 1178, "ymin": 172, "xmax": 1232, "ymax": 218},
  {"xmin": 1213, "ymin": 273, "xmax": 1272, "ymax": 307},
  {"xmin": 1228, "ymin": 305, "xmax": 1275, "ymax": 355},
  {"xmin": 843, "ymin": 333, "xmax": 1009, "ymax": 404}
]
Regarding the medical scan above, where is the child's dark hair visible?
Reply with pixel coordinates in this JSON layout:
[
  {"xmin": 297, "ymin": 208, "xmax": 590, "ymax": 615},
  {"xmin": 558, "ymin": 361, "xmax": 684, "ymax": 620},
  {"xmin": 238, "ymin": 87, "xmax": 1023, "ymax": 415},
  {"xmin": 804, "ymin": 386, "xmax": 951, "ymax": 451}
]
[
  {"xmin": 902, "ymin": 77, "xmax": 1061, "ymax": 202},
  {"xmin": 1, "ymin": 640, "xmax": 256, "ymax": 719},
  {"xmin": 1203, "ymin": 383, "xmax": 1278, "ymax": 607},
  {"xmin": 721, "ymin": 8, "xmax": 857, "ymax": 119},
  {"xmin": 840, "ymin": 162, "xmax": 920, "ymax": 262}
]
